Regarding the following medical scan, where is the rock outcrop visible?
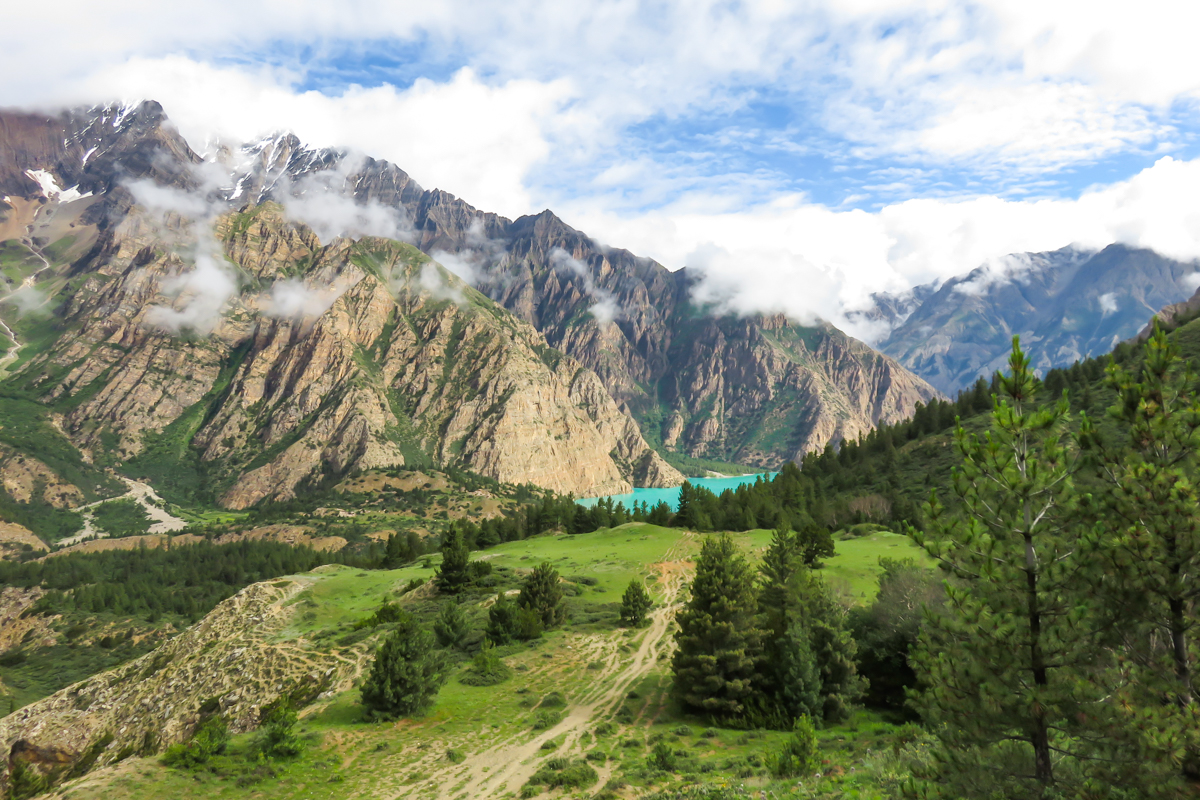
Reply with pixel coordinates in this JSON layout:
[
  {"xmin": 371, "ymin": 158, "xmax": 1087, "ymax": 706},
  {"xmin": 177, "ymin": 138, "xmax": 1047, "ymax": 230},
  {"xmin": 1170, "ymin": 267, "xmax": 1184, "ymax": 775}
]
[
  {"xmin": 0, "ymin": 101, "xmax": 937, "ymax": 490},
  {"xmin": 13, "ymin": 202, "xmax": 677, "ymax": 504},
  {"xmin": 0, "ymin": 575, "xmax": 355, "ymax": 795}
]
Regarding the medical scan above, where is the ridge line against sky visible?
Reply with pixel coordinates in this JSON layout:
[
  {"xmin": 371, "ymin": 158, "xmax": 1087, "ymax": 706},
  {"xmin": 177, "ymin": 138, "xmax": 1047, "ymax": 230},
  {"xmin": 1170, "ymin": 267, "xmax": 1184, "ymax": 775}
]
[{"xmin": 4, "ymin": 0, "xmax": 1200, "ymax": 340}]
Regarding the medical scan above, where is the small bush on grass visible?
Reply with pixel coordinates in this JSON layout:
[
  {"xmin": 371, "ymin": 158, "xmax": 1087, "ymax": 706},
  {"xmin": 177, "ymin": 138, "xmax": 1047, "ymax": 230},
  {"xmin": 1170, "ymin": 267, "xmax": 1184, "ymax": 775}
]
[
  {"xmin": 162, "ymin": 717, "xmax": 230, "ymax": 769},
  {"xmin": 458, "ymin": 640, "xmax": 511, "ymax": 686},
  {"xmin": 648, "ymin": 741, "xmax": 677, "ymax": 772},
  {"xmin": 766, "ymin": 715, "xmax": 817, "ymax": 778},
  {"xmin": 252, "ymin": 704, "xmax": 304, "ymax": 760},
  {"xmin": 532, "ymin": 709, "xmax": 561, "ymax": 730},
  {"xmin": 523, "ymin": 758, "xmax": 598, "ymax": 794}
]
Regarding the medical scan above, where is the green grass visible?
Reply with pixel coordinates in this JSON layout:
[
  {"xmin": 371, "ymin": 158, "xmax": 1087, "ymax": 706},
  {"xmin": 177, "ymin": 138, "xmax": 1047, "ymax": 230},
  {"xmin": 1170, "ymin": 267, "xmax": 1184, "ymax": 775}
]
[{"xmin": 44, "ymin": 522, "xmax": 934, "ymax": 800}]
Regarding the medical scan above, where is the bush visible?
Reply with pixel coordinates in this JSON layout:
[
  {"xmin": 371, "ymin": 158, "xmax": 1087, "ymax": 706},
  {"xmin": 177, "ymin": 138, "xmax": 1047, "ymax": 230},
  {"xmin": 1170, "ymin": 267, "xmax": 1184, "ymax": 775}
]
[
  {"xmin": 458, "ymin": 640, "xmax": 511, "ymax": 686},
  {"xmin": 532, "ymin": 709, "xmax": 562, "ymax": 730},
  {"xmin": 253, "ymin": 705, "xmax": 304, "ymax": 760},
  {"xmin": 620, "ymin": 579, "xmax": 653, "ymax": 626},
  {"xmin": 518, "ymin": 562, "xmax": 565, "ymax": 629},
  {"xmin": 524, "ymin": 758, "xmax": 598, "ymax": 792},
  {"xmin": 540, "ymin": 691, "xmax": 567, "ymax": 708},
  {"xmin": 161, "ymin": 717, "xmax": 230, "ymax": 769},
  {"xmin": 433, "ymin": 601, "xmax": 470, "ymax": 649},
  {"xmin": 766, "ymin": 715, "xmax": 817, "ymax": 778},
  {"xmin": 648, "ymin": 741, "xmax": 677, "ymax": 772}
]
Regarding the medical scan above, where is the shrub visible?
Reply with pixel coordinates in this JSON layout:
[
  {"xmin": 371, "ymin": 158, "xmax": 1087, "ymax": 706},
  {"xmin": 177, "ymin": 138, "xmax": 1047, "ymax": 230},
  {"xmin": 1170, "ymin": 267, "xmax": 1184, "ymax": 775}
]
[
  {"xmin": 766, "ymin": 715, "xmax": 817, "ymax": 778},
  {"xmin": 540, "ymin": 691, "xmax": 567, "ymax": 708},
  {"xmin": 532, "ymin": 709, "xmax": 562, "ymax": 730},
  {"xmin": 648, "ymin": 741, "xmax": 677, "ymax": 771},
  {"xmin": 524, "ymin": 758, "xmax": 598, "ymax": 792},
  {"xmin": 253, "ymin": 704, "xmax": 304, "ymax": 759},
  {"xmin": 161, "ymin": 717, "xmax": 230, "ymax": 769},
  {"xmin": 446, "ymin": 749, "xmax": 466, "ymax": 764},
  {"xmin": 459, "ymin": 640, "xmax": 511, "ymax": 686},
  {"xmin": 620, "ymin": 579, "xmax": 653, "ymax": 626},
  {"xmin": 433, "ymin": 600, "xmax": 470, "ymax": 649},
  {"xmin": 518, "ymin": 562, "xmax": 566, "ymax": 629}
]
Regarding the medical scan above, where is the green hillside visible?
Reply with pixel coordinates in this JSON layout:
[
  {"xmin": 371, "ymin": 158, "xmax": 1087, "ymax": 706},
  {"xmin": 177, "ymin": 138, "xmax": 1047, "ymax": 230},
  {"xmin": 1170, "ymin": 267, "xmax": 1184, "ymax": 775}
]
[{"xmin": 48, "ymin": 523, "xmax": 931, "ymax": 800}]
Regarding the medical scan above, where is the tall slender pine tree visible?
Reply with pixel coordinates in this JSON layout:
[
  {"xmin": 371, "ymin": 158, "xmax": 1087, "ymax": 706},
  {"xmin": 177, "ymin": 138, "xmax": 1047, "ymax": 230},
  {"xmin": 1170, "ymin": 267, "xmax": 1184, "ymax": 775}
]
[{"xmin": 909, "ymin": 338, "xmax": 1096, "ymax": 798}]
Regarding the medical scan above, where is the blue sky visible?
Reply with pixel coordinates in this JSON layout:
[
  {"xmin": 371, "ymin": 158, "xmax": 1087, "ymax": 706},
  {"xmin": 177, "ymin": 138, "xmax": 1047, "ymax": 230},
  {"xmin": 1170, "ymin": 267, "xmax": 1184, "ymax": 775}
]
[{"xmin": 4, "ymin": 0, "xmax": 1200, "ymax": 337}]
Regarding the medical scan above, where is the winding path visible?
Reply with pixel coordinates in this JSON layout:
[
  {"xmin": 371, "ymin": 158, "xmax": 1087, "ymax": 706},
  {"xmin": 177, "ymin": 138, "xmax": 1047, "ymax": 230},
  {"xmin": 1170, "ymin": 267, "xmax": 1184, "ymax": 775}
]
[{"xmin": 405, "ymin": 547, "xmax": 692, "ymax": 800}]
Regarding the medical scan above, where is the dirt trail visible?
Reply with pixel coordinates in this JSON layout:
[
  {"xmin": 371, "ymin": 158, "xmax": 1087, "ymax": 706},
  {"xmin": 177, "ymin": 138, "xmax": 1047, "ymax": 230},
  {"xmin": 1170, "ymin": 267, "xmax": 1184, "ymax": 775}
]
[{"xmin": 410, "ymin": 554, "xmax": 692, "ymax": 800}]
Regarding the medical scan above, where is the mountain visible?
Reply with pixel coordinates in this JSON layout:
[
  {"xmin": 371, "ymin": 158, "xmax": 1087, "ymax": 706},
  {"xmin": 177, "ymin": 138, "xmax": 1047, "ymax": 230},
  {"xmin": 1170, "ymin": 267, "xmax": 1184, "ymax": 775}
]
[
  {"xmin": 870, "ymin": 245, "xmax": 1200, "ymax": 394},
  {"xmin": 199, "ymin": 113, "xmax": 939, "ymax": 467},
  {"xmin": 0, "ymin": 101, "xmax": 936, "ymax": 507}
]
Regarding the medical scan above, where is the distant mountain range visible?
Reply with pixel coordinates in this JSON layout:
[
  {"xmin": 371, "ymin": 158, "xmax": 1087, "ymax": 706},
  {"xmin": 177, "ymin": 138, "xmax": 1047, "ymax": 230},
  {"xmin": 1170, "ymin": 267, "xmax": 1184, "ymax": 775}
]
[
  {"xmin": 0, "ymin": 101, "xmax": 936, "ymax": 506},
  {"xmin": 865, "ymin": 245, "xmax": 1200, "ymax": 395}
]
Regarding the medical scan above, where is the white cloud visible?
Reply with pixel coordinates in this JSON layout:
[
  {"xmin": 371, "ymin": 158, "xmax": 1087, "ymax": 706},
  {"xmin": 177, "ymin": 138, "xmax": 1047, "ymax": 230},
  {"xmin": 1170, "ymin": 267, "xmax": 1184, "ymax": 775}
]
[
  {"xmin": 4, "ymin": 0, "xmax": 1200, "ymax": 346},
  {"xmin": 78, "ymin": 58, "xmax": 571, "ymax": 219},
  {"xmin": 564, "ymin": 154, "xmax": 1200, "ymax": 341},
  {"xmin": 549, "ymin": 247, "xmax": 622, "ymax": 325},
  {"xmin": 1098, "ymin": 292, "xmax": 1119, "ymax": 315},
  {"xmin": 145, "ymin": 251, "xmax": 239, "ymax": 335},
  {"xmin": 277, "ymin": 156, "xmax": 416, "ymax": 244},
  {"xmin": 263, "ymin": 279, "xmax": 344, "ymax": 322},
  {"xmin": 417, "ymin": 262, "xmax": 466, "ymax": 305}
]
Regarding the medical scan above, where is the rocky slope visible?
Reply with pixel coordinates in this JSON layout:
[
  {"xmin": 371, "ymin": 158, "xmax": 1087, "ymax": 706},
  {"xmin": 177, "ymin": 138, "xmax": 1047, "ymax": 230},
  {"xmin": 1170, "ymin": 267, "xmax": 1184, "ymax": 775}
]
[
  {"xmin": 204, "ymin": 119, "xmax": 939, "ymax": 466},
  {"xmin": 7, "ymin": 196, "xmax": 677, "ymax": 505},
  {"xmin": 0, "ymin": 101, "xmax": 936, "ymax": 489},
  {"xmin": 869, "ymin": 245, "xmax": 1200, "ymax": 395},
  {"xmin": 0, "ymin": 572, "xmax": 360, "ymax": 796}
]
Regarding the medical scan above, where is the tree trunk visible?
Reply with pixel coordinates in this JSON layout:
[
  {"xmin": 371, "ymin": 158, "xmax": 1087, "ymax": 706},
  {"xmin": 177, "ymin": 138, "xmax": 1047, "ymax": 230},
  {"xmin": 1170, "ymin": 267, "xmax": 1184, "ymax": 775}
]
[{"xmin": 1025, "ymin": 530, "xmax": 1055, "ymax": 789}]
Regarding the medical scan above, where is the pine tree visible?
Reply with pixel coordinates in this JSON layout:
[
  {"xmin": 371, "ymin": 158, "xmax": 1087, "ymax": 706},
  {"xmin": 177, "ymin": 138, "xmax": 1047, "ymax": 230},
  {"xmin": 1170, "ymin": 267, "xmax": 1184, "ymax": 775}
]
[
  {"xmin": 620, "ymin": 578, "xmax": 653, "ymax": 626},
  {"xmin": 518, "ymin": 562, "xmax": 566, "ymax": 629},
  {"xmin": 909, "ymin": 337, "xmax": 1094, "ymax": 798},
  {"xmin": 360, "ymin": 612, "xmax": 447, "ymax": 719},
  {"xmin": 757, "ymin": 524, "xmax": 860, "ymax": 724},
  {"xmin": 672, "ymin": 532, "xmax": 763, "ymax": 719},
  {"xmin": 433, "ymin": 600, "xmax": 470, "ymax": 650},
  {"xmin": 435, "ymin": 527, "xmax": 471, "ymax": 594},
  {"xmin": 486, "ymin": 593, "xmax": 518, "ymax": 645},
  {"xmin": 1078, "ymin": 323, "xmax": 1200, "ymax": 786}
]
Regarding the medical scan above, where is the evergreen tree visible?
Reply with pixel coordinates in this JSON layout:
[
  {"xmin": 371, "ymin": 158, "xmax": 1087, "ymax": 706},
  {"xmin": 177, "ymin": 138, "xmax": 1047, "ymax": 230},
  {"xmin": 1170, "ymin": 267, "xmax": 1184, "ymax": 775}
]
[
  {"xmin": 672, "ymin": 533, "xmax": 763, "ymax": 719},
  {"xmin": 674, "ymin": 481, "xmax": 695, "ymax": 528},
  {"xmin": 360, "ymin": 612, "xmax": 447, "ymax": 719},
  {"xmin": 486, "ymin": 593, "xmax": 518, "ymax": 645},
  {"xmin": 518, "ymin": 562, "xmax": 566, "ymax": 629},
  {"xmin": 620, "ymin": 579, "xmax": 653, "ymax": 626},
  {"xmin": 1078, "ymin": 323, "xmax": 1200, "ymax": 786},
  {"xmin": 909, "ymin": 337, "xmax": 1095, "ymax": 798},
  {"xmin": 435, "ymin": 528, "xmax": 471, "ymax": 594},
  {"xmin": 433, "ymin": 600, "xmax": 470, "ymax": 649}
]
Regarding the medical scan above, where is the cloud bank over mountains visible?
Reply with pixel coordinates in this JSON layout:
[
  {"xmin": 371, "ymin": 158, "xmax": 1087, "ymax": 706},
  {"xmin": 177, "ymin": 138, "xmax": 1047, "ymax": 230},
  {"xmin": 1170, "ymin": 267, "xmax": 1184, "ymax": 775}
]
[{"xmin": 6, "ymin": 0, "xmax": 1200, "ymax": 340}]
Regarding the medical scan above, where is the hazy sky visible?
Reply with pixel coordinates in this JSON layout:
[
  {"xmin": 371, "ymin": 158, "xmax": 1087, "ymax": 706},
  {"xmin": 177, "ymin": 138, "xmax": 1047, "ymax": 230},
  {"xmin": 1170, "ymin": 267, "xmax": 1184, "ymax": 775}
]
[{"xmin": 5, "ymin": 0, "xmax": 1200, "ymax": 334}]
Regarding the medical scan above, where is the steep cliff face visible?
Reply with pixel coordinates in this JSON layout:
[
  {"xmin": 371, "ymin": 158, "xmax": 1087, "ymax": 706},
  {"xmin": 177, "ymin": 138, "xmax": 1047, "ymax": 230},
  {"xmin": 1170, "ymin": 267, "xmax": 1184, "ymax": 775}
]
[
  {"xmin": 1, "ymin": 101, "xmax": 936, "ymax": 490},
  {"xmin": 209, "ymin": 135, "xmax": 937, "ymax": 465},
  {"xmin": 872, "ymin": 245, "xmax": 1200, "ymax": 394},
  {"xmin": 10, "ymin": 200, "xmax": 676, "ymax": 505}
]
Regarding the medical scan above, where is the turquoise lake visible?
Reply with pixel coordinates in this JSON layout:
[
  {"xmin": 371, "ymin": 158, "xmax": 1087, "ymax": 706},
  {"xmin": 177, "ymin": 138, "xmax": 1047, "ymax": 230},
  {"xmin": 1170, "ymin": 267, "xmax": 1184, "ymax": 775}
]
[{"xmin": 578, "ymin": 473, "xmax": 778, "ymax": 511}]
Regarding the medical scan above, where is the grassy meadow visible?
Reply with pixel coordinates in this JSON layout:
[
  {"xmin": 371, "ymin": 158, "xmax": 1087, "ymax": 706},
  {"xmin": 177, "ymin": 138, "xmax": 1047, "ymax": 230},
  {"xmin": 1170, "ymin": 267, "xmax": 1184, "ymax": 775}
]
[{"xmin": 49, "ymin": 522, "xmax": 933, "ymax": 800}]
